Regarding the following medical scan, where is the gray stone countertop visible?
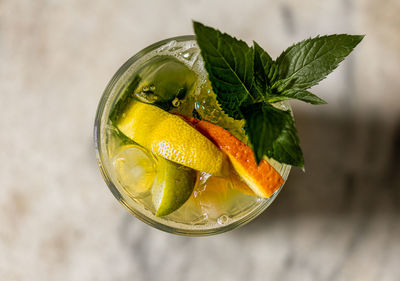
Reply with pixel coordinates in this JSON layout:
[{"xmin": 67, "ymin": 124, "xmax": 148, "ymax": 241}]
[{"xmin": 1, "ymin": 0, "xmax": 399, "ymax": 280}]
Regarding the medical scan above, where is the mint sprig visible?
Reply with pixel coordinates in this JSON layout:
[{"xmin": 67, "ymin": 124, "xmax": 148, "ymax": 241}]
[{"xmin": 193, "ymin": 21, "xmax": 363, "ymax": 168}]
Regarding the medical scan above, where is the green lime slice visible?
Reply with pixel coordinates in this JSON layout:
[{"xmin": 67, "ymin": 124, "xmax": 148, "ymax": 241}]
[{"xmin": 152, "ymin": 157, "xmax": 197, "ymax": 217}]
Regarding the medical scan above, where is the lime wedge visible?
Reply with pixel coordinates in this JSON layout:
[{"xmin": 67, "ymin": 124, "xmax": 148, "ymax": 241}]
[{"xmin": 152, "ymin": 157, "xmax": 197, "ymax": 217}]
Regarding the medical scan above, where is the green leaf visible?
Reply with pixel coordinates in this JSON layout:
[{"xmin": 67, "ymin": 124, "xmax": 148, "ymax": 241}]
[
  {"xmin": 267, "ymin": 89, "xmax": 327, "ymax": 105},
  {"xmin": 253, "ymin": 41, "xmax": 277, "ymax": 94},
  {"xmin": 275, "ymin": 34, "xmax": 364, "ymax": 91},
  {"xmin": 241, "ymin": 102, "xmax": 304, "ymax": 168},
  {"xmin": 193, "ymin": 21, "xmax": 257, "ymax": 119}
]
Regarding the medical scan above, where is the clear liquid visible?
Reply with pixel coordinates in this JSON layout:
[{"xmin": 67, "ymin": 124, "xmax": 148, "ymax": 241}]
[{"xmin": 103, "ymin": 39, "xmax": 289, "ymax": 228}]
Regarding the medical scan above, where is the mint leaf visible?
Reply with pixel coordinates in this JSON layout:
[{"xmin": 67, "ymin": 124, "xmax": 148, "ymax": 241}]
[
  {"xmin": 275, "ymin": 34, "xmax": 364, "ymax": 91},
  {"xmin": 253, "ymin": 41, "xmax": 277, "ymax": 94},
  {"xmin": 193, "ymin": 21, "xmax": 257, "ymax": 119},
  {"xmin": 253, "ymin": 42, "xmax": 326, "ymax": 105},
  {"xmin": 241, "ymin": 102, "xmax": 304, "ymax": 168},
  {"xmin": 267, "ymin": 89, "xmax": 327, "ymax": 105}
]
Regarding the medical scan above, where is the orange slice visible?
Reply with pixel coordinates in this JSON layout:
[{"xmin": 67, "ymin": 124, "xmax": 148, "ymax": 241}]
[
  {"xmin": 228, "ymin": 171, "xmax": 256, "ymax": 196},
  {"xmin": 181, "ymin": 116, "xmax": 284, "ymax": 198}
]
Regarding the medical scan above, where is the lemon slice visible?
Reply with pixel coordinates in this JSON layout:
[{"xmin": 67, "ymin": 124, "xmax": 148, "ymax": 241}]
[{"xmin": 116, "ymin": 101, "xmax": 229, "ymax": 176}]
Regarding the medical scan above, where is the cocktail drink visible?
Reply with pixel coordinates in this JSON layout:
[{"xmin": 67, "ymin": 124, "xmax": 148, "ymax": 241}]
[
  {"xmin": 94, "ymin": 23, "xmax": 362, "ymax": 236},
  {"xmin": 95, "ymin": 36, "xmax": 290, "ymax": 235}
]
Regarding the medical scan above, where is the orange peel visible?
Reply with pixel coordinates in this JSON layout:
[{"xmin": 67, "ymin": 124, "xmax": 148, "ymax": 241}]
[{"xmin": 181, "ymin": 116, "xmax": 284, "ymax": 198}]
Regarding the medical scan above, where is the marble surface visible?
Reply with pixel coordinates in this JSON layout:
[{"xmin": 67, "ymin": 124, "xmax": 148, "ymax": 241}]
[{"xmin": 1, "ymin": 0, "xmax": 400, "ymax": 280}]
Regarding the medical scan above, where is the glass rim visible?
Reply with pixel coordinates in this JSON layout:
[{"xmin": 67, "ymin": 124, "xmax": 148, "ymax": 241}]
[{"xmin": 94, "ymin": 35, "xmax": 291, "ymax": 236}]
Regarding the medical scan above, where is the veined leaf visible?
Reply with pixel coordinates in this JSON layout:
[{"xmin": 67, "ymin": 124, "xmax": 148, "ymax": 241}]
[
  {"xmin": 193, "ymin": 21, "xmax": 257, "ymax": 119},
  {"xmin": 253, "ymin": 41, "xmax": 277, "ymax": 94},
  {"xmin": 267, "ymin": 89, "xmax": 327, "ymax": 105},
  {"xmin": 275, "ymin": 34, "xmax": 364, "ymax": 91},
  {"xmin": 241, "ymin": 102, "xmax": 304, "ymax": 168}
]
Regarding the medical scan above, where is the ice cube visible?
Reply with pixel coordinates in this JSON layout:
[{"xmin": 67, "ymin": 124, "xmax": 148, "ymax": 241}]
[
  {"xmin": 165, "ymin": 194, "xmax": 207, "ymax": 225},
  {"xmin": 193, "ymin": 174, "xmax": 231, "ymax": 220},
  {"xmin": 178, "ymin": 47, "xmax": 200, "ymax": 68},
  {"xmin": 112, "ymin": 145, "xmax": 156, "ymax": 199},
  {"xmin": 193, "ymin": 173, "xmax": 258, "ymax": 222},
  {"xmin": 133, "ymin": 56, "xmax": 197, "ymax": 111},
  {"xmin": 156, "ymin": 40, "xmax": 177, "ymax": 52}
]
